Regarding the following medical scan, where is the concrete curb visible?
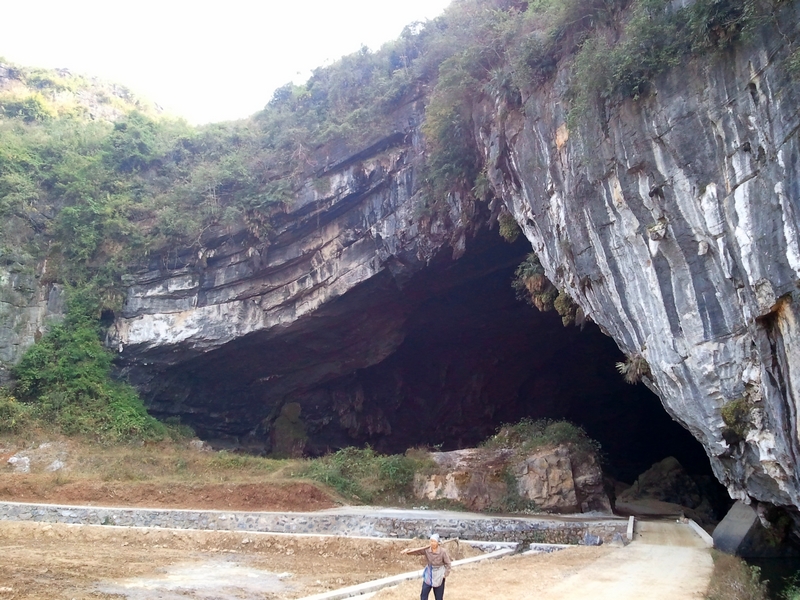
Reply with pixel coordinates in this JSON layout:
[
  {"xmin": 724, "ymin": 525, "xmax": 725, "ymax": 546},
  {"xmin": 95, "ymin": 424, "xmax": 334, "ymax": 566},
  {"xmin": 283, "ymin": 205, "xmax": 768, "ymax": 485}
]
[
  {"xmin": 523, "ymin": 542, "xmax": 572, "ymax": 555},
  {"xmin": 687, "ymin": 519, "xmax": 714, "ymax": 547},
  {"xmin": 296, "ymin": 547, "xmax": 516, "ymax": 600}
]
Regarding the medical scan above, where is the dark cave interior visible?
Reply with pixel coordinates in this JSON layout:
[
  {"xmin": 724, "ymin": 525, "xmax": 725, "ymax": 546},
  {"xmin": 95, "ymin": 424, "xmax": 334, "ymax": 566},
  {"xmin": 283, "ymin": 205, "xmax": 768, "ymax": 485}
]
[
  {"xmin": 296, "ymin": 233, "xmax": 714, "ymax": 485},
  {"xmin": 146, "ymin": 227, "xmax": 726, "ymax": 498}
]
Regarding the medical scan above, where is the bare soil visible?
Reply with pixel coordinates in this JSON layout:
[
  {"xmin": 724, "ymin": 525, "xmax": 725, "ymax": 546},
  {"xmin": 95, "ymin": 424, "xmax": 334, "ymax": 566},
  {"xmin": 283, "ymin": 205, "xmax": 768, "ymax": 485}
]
[
  {"xmin": 0, "ymin": 437, "xmax": 338, "ymax": 512},
  {"xmin": 0, "ymin": 521, "xmax": 478, "ymax": 599},
  {"xmin": 0, "ymin": 477, "xmax": 336, "ymax": 512},
  {"xmin": 0, "ymin": 521, "xmax": 713, "ymax": 600}
]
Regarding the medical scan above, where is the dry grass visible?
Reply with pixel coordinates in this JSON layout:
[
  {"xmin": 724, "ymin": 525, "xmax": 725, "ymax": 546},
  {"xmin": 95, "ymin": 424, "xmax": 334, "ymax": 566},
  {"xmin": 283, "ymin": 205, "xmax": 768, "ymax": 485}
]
[
  {"xmin": 706, "ymin": 551, "xmax": 769, "ymax": 600},
  {"xmin": 0, "ymin": 433, "xmax": 342, "ymax": 511},
  {"xmin": 0, "ymin": 433, "xmax": 301, "ymax": 484}
]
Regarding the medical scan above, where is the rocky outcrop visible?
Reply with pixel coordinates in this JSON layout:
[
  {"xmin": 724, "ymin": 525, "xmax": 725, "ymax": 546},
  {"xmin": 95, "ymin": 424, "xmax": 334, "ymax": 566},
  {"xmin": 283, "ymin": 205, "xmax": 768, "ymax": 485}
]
[
  {"xmin": 0, "ymin": 61, "xmax": 160, "ymax": 121},
  {"xmin": 0, "ymin": 259, "xmax": 63, "ymax": 383},
  {"xmin": 478, "ymin": 12, "xmax": 800, "ymax": 515},
  {"xmin": 413, "ymin": 445, "xmax": 611, "ymax": 513},
  {"xmin": 108, "ymin": 118, "xmax": 494, "ymax": 446}
]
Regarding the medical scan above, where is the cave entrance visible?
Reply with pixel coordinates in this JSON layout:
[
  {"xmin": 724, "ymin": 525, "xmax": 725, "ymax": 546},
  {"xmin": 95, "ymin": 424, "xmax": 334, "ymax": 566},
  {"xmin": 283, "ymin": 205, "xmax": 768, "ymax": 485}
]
[
  {"xmin": 151, "ymin": 226, "xmax": 722, "ymax": 499},
  {"xmin": 286, "ymin": 231, "xmax": 714, "ymax": 487}
]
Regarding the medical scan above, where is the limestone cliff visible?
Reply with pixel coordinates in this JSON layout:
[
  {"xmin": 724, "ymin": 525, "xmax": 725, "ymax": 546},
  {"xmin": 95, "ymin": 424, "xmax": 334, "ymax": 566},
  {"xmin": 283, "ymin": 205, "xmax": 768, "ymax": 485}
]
[
  {"xmin": 479, "ymin": 12, "xmax": 800, "ymax": 510},
  {"xmin": 11, "ymin": 5, "xmax": 796, "ymax": 517}
]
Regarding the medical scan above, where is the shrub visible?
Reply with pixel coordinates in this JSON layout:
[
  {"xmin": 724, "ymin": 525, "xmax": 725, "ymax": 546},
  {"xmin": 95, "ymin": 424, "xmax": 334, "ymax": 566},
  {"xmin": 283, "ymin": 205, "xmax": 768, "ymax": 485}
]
[
  {"xmin": 498, "ymin": 212, "xmax": 521, "ymax": 242},
  {"xmin": 472, "ymin": 169, "xmax": 493, "ymax": 202},
  {"xmin": 567, "ymin": 0, "xmax": 766, "ymax": 125},
  {"xmin": 512, "ymin": 253, "xmax": 561, "ymax": 314},
  {"xmin": 616, "ymin": 353, "xmax": 651, "ymax": 384},
  {"xmin": 553, "ymin": 291, "xmax": 578, "ymax": 326},
  {"xmin": 482, "ymin": 418, "xmax": 601, "ymax": 458},
  {"xmin": 1, "ymin": 93, "xmax": 56, "ymax": 122},
  {"xmin": 11, "ymin": 287, "xmax": 169, "ymax": 442},
  {"xmin": 721, "ymin": 397, "xmax": 752, "ymax": 443},
  {"xmin": 0, "ymin": 393, "xmax": 33, "ymax": 434},
  {"xmin": 782, "ymin": 572, "xmax": 800, "ymax": 600},
  {"xmin": 420, "ymin": 55, "xmax": 482, "ymax": 202},
  {"xmin": 299, "ymin": 446, "xmax": 430, "ymax": 503}
]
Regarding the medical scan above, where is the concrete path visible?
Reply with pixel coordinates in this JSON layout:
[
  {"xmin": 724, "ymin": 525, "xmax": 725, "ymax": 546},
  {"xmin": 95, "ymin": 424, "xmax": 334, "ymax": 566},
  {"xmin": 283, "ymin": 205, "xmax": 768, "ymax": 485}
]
[
  {"xmin": 367, "ymin": 520, "xmax": 713, "ymax": 600},
  {"xmin": 533, "ymin": 521, "xmax": 713, "ymax": 600}
]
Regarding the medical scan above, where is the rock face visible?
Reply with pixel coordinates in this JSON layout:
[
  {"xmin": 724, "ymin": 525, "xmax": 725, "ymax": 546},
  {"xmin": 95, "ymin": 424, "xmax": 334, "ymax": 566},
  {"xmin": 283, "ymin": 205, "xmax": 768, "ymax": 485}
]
[
  {"xmin": 512, "ymin": 445, "xmax": 610, "ymax": 513},
  {"xmin": 413, "ymin": 445, "xmax": 611, "ymax": 513},
  {"xmin": 0, "ymin": 261, "xmax": 63, "ymax": 383},
  {"xmin": 477, "ymin": 14, "xmax": 800, "ymax": 514},
  {"xmin": 713, "ymin": 500, "xmax": 796, "ymax": 557},
  {"xmin": 0, "ymin": 7, "xmax": 790, "ymax": 518},
  {"xmin": 615, "ymin": 457, "xmax": 716, "ymax": 524},
  {"xmin": 108, "ymin": 121, "xmax": 494, "ymax": 447}
]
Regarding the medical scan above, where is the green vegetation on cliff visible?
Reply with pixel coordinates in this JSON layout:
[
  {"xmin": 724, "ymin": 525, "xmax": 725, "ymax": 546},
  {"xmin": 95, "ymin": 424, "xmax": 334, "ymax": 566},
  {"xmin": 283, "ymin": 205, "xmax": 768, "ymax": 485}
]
[
  {"xmin": 2, "ymin": 287, "xmax": 178, "ymax": 442},
  {"xmin": 1, "ymin": 0, "xmax": 795, "ymax": 437},
  {"xmin": 482, "ymin": 417, "xmax": 601, "ymax": 457},
  {"xmin": 3, "ymin": 0, "xmax": 791, "ymax": 292}
]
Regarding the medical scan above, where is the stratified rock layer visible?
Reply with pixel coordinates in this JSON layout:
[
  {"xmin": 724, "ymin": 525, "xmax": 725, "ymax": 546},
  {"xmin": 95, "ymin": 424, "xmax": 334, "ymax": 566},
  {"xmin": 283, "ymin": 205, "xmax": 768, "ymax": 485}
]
[{"xmin": 98, "ymin": 10, "xmax": 800, "ymax": 514}]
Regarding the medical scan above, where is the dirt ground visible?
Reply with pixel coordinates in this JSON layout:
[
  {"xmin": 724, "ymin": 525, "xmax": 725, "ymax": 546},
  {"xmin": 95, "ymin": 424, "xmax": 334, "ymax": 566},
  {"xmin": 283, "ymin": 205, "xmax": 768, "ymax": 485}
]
[
  {"xmin": 0, "ymin": 521, "xmax": 483, "ymax": 599},
  {"xmin": 0, "ymin": 520, "xmax": 713, "ymax": 600},
  {"xmin": 0, "ymin": 438, "xmax": 338, "ymax": 512},
  {"xmin": 0, "ymin": 438, "xmax": 715, "ymax": 599},
  {"xmin": 0, "ymin": 477, "xmax": 336, "ymax": 512}
]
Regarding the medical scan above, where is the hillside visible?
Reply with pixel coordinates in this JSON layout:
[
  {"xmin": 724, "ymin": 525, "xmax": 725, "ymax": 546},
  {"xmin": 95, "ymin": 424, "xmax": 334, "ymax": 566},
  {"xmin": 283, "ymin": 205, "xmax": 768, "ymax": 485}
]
[{"xmin": 1, "ymin": 0, "xmax": 800, "ymax": 544}]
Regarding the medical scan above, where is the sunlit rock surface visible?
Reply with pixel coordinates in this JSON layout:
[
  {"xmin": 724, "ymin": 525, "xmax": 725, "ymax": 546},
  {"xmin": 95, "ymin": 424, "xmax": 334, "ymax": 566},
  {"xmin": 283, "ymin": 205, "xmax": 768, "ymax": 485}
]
[
  {"xmin": 479, "ymin": 14, "xmax": 800, "ymax": 510},
  {"xmin": 413, "ymin": 445, "xmax": 611, "ymax": 513},
  {"xmin": 0, "ymin": 261, "xmax": 63, "ymax": 383}
]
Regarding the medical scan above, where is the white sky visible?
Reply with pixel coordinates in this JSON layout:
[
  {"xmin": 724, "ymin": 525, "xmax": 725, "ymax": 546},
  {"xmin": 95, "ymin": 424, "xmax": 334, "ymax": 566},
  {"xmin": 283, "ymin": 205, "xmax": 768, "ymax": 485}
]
[{"xmin": 1, "ymin": 0, "xmax": 453, "ymax": 124}]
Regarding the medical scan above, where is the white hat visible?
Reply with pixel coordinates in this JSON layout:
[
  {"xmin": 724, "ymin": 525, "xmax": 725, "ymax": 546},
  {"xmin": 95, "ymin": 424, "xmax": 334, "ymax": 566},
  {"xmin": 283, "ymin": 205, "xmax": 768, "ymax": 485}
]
[{"xmin": 430, "ymin": 533, "xmax": 440, "ymax": 542}]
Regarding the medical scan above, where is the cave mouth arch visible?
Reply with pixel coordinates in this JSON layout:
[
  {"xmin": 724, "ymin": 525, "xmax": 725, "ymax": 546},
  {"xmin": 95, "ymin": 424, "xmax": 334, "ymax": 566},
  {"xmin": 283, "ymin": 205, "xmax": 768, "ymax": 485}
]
[{"xmin": 148, "ymin": 227, "xmax": 720, "ymax": 493}]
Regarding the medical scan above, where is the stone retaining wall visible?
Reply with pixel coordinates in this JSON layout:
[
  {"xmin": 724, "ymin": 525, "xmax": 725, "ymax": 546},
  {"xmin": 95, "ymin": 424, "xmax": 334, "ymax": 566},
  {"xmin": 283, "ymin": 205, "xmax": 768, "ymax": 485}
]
[{"xmin": 0, "ymin": 501, "xmax": 626, "ymax": 543}]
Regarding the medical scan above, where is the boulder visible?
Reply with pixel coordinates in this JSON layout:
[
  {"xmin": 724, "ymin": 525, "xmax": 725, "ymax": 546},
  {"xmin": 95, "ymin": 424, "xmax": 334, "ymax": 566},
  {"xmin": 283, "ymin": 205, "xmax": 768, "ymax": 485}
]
[
  {"xmin": 4, "ymin": 441, "xmax": 68, "ymax": 474},
  {"xmin": 616, "ymin": 457, "xmax": 716, "ymax": 524},
  {"xmin": 619, "ymin": 457, "xmax": 702, "ymax": 507},
  {"xmin": 6, "ymin": 455, "xmax": 30, "ymax": 474},
  {"xmin": 413, "ymin": 444, "xmax": 611, "ymax": 514},
  {"xmin": 713, "ymin": 501, "xmax": 798, "ymax": 557},
  {"xmin": 413, "ymin": 448, "xmax": 510, "ymax": 511}
]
